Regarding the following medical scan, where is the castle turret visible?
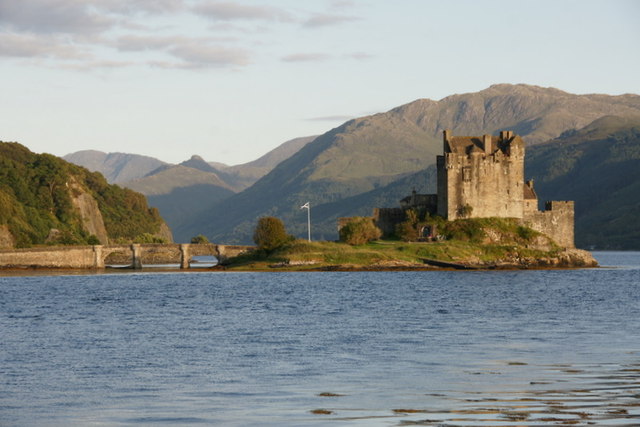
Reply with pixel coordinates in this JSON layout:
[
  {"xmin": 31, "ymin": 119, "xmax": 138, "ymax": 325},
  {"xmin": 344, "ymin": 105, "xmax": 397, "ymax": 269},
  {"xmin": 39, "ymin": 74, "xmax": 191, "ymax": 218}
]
[{"xmin": 483, "ymin": 134, "xmax": 492, "ymax": 154}]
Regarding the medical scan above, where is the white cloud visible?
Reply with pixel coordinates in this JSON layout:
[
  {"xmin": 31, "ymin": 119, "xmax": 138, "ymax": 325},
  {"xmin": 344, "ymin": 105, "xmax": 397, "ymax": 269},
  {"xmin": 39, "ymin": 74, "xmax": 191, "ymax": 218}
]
[
  {"xmin": 193, "ymin": 2, "xmax": 291, "ymax": 22},
  {"xmin": 116, "ymin": 35, "xmax": 178, "ymax": 52},
  {"xmin": 281, "ymin": 53, "xmax": 331, "ymax": 63},
  {"xmin": 0, "ymin": 32, "xmax": 88, "ymax": 59},
  {"xmin": 303, "ymin": 13, "xmax": 358, "ymax": 28},
  {"xmin": 169, "ymin": 42, "xmax": 250, "ymax": 68},
  {"xmin": 0, "ymin": 0, "xmax": 113, "ymax": 34},
  {"xmin": 115, "ymin": 34, "xmax": 250, "ymax": 68}
]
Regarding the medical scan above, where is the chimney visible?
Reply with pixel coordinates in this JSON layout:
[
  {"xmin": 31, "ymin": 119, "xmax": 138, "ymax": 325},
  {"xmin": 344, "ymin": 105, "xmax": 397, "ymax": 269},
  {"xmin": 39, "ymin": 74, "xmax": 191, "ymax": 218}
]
[
  {"xmin": 500, "ymin": 130, "xmax": 514, "ymax": 140},
  {"xmin": 483, "ymin": 134, "xmax": 492, "ymax": 154},
  {"xmin": 443, "ymin": 129, "xmax": 452, "ymax": 152}
]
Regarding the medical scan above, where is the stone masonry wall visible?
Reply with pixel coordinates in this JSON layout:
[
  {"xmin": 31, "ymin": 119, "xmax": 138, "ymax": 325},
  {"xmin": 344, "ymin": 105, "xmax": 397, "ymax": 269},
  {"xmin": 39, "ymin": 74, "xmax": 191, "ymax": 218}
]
[
  {"xmin": 439, "ymin": 147, "xmax": 524, "ymax": 220},
  {"xmin": 524, "ymin": 201, "xmax": 575, "ymax": 248},
  {"xmin": 0, "ymin": 246, "xmax": 98, "ymax": 268},
  {"xmin": 372, "ymin": 208, "xmax": 406, "ymax": 237}
]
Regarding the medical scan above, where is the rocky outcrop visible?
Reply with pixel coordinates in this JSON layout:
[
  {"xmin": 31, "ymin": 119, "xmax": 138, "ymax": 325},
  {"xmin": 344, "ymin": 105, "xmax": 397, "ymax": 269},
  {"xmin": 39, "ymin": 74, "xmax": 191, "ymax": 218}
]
[
  {"xmin": 68, "ymin": 180, "xmax": 109, "ymax": 244},
  {"xmin": 460, "ymin": 248, "xmax": 598, "ymax": 269},
  {"xmin": 0, "ymin": 224, "xmax": 15, "ymax": 249},
  {"xmin": 155, "ymin": 222, "xmax": 174, "ymax": 244}
]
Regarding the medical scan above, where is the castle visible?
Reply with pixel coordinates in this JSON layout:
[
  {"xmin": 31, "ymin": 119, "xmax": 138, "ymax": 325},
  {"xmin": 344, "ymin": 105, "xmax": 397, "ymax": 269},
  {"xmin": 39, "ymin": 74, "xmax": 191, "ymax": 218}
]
[{"xmin": 371, "ymin": 130, "xmax": 575, "ymax": 247}]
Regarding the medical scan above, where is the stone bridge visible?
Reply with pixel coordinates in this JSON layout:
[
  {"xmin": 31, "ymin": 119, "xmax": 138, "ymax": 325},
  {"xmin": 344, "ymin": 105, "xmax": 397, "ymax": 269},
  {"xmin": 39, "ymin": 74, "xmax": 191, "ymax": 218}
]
[{"xmin": 0, "ymin": 243, "xmax": 254, "ymax": 270}]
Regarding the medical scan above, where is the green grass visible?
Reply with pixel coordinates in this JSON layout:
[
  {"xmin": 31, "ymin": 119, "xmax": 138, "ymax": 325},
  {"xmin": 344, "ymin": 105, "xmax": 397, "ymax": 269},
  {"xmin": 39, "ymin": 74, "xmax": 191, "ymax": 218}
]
[{"xmin": 223, "ymin": 235, "xmax": 561, "ymax": 271}]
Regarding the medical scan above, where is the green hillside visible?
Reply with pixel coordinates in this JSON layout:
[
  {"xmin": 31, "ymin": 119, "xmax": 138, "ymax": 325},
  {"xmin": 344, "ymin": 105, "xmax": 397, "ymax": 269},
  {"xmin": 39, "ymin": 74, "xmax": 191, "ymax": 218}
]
[
  {"xmin": 0, "ymin": 142, "xmax": 170, "ymax": 248},
  {"xmin": 526, "ymin": 116, "xmax": 640, "ymax": 249}
]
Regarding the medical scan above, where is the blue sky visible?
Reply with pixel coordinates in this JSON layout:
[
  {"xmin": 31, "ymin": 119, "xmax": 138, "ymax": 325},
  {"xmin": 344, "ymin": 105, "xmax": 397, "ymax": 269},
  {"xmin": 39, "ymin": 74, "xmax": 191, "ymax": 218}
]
[{"xmin": 1, "ymin": 0, "xmax": 638, "ymax": 165}]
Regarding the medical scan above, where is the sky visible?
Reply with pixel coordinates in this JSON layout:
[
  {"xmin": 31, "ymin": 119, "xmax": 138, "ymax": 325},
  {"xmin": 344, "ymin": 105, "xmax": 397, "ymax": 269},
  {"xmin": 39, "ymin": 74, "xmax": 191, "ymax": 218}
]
[{"xmin": 1, "ymin": 0, "xmax": 639, "ymax": 166}]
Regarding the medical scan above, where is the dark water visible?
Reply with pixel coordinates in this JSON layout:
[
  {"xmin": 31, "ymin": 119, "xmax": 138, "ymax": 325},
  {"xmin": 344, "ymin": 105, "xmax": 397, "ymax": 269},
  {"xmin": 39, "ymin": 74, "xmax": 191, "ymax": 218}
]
[{"xmin": 1, "ymin": 251, "xmax": 639, "ymax": 426}]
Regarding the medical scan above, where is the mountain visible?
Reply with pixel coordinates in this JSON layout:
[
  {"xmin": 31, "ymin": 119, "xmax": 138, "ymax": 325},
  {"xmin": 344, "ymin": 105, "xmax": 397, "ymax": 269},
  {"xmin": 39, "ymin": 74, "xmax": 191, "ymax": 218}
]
[
  {"xmin": 0, "ymin": 142, "xmax": 172, "ymax": 248},
  {"xmin": 63, "ymin": 137, "xmax": 317, "ymax": 242},
  {"xmin": 526, "ymin": 115, "xmax": 640, "ymax": 249},
  {"xmin": 391, "ymin": 83, "xmax": 640, "ymax": 145},
  {"xmin": 63, "ymin": 150, "xmax": 167, "ymax": 184},
  {"xmin": 213, "ymin": 136, "xmax": 318, "ymax": 190},
  {"xmin": 125, "ymin": 165, "xmax": 235, "ymax": 242},
  {"xmin": 185, "ymin": 84, "xmax": 640, "ymax": 244}
]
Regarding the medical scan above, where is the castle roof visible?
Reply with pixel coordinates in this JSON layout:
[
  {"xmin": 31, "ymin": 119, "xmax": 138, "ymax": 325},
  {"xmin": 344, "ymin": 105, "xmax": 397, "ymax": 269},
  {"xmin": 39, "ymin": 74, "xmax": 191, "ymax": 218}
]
[
  {"xmin": 523, "ymin": 183, "xmax": 538, "ymax": 200},
  {"xmin": 447, "ymin": 136, "xmax": 499, "ymax": 155},
  {"xmin": 444, "ymin": 132, "xmax": 524, "ymax": 156}
]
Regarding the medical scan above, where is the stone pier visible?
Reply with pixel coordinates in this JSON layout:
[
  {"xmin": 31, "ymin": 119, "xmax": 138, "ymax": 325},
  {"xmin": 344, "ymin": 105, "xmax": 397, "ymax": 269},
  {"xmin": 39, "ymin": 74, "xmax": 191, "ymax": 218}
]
[
  {"xmin": 131, "ymin": 244, "xmax": 143, "ymax": 270},
  {"xmin": 180, "ymin": 244, "xmax": 190, "ymax": 269}
]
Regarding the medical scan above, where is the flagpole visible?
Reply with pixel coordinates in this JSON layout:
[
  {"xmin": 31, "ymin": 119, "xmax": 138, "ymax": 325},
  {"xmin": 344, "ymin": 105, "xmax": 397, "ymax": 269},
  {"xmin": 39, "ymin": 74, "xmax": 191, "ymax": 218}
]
[
  {"xmin": 301, "ymin": 202, "xmax": 311, "ymax": 242},
  {"xmin": 307, "ymin": 203, "xmax": 311, "ymax": 242}
]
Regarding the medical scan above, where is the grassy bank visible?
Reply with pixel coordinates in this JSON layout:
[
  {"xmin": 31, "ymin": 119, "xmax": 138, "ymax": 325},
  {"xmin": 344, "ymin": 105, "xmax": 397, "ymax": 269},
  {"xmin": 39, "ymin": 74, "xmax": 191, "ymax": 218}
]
[
  {"xmin": 222, "ymin": 239, "xmax": 566, "ymax": 271},
  {"xmin": 220, "ymin": 218, "xmax": 598, "ymax": 271}
]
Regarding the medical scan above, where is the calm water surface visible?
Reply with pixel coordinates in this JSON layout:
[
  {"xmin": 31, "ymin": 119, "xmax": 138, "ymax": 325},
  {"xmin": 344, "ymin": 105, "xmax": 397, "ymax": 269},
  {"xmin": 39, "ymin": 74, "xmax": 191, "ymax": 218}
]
[{"xmin": 1, "ymin": 251, "xmax": 639, "ymax": 426}]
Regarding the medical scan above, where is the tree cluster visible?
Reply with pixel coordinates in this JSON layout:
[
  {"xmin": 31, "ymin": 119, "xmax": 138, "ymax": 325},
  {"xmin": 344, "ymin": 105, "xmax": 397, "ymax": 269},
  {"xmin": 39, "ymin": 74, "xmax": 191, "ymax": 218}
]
[
  {"xmin": 0, "ymin": 142, "xmax": 166, "ymax": 247},
  {"xmin": 339, "ymin": 217, "xmax": 382, "ymax": 245}
]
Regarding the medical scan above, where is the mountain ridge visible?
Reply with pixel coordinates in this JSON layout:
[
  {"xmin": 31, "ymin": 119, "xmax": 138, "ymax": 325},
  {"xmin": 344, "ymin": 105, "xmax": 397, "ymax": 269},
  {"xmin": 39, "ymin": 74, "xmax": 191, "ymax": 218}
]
[{"xmin": 183, "ymin": 84, "xmax": 640, "ymax": 244}]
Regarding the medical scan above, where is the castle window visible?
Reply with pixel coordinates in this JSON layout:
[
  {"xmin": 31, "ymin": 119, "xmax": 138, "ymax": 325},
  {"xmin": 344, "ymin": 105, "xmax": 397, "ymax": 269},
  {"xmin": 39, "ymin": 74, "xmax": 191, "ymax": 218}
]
[{"xmin": 462, "ymin": 166, "xmax": 471, "ymax": 182}]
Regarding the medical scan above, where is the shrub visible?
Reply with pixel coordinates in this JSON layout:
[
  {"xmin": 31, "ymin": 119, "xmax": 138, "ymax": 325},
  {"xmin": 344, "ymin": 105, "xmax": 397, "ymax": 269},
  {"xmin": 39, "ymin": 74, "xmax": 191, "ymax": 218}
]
[
  {"xmin": 516, "ymin": 225, "xmax": 536, "ymax": 241},
  {"xmin": 253, "ymin": 217, "xmax": 291, "ymax": 251},
  {"xmin": 339, "ymin": 217, "xmax": 382, "ymax": 245},
  {"xmin": 191, "ymin": 234, "xmax": 210, "ymax": 244},
  {"xmin": 457, "ymin": 203, "xmax": 473, "ymax": 218},
  {"xmin": 442, "ymin": 219, "xmax": 485, "ymax": 242},
  {"xmin": 87, "ymin": 235, "xmax": 101, "ymax": 245}
]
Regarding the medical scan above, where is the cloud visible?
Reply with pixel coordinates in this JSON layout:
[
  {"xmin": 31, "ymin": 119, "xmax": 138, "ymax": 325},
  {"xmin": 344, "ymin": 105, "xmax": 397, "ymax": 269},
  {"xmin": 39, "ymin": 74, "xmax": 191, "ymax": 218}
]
[
  {"xmin": 116, "ymin": 35, "xmax": 178, "ymax": 52},
  {"xmin": 169, "ymin": 41, "xmax": 250, "ymax": 68},
  {"xmin": 103, "ymin": 0, "xmax": 185, "ymax": 15},
  {"xmin": 193, "ymin": 2, "xmax": 291, "ymax": 22},
  {"xmin": 345, "ymin": 52, "xmax": 373, "ymax": 60},
  {"xmin": 281, "ymin": 53, "xmax": 331, "ymax": 63},
  {"xmin": 303, "ymin": 13, "xmax": 358, "ymax": 28},
  {"xmin": 0, "ymin": 0, "xmax": 113, "ymax": 34},
  {"xmin": 0, "ymin": 32, "xmax": 88, "ymax": 59},
  {"xmin": 115, "ymin": 35, "xmax": 249, "ymax": 68}
]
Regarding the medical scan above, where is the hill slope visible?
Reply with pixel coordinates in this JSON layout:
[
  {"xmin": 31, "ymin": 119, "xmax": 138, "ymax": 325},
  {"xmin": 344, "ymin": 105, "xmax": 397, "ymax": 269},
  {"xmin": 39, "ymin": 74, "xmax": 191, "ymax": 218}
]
[
  {"xmin": 125, "ymin": 165, "xmax": 235, "ymax": 242},
  {"xmin": 1, "ymin": 142, "xmax": 172, "ymax": 247},
  {"xmin": 213, "ymin": 136, "xmax": 318, "ymax": 190},
  {"xmin": 187, "ymin": 84, "xmax": 640, "ymax": 244},
  {"xmin": 63, "ymin": 150, "xmax": 168, "ymax": 184},
  {"xmin": 526, "ymin": 116, "xmax": 640, "ymax": 249}
]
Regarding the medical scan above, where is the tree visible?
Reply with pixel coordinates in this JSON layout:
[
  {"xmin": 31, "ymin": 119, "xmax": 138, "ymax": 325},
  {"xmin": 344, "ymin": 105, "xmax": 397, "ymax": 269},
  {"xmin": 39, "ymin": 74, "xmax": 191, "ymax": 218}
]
[
  {"xmin": 339, "ymin": 217, "xmax": 382, "ymax": 245},
  {"xmin": 191, "ymin": 234, "xmax": 210, "ymax": 244},
  {"xmin": 253, "ymin": 217, "xmax": 290, "ymax": 251},
  {"xmin": 395, "ymin": 209, "xmax": 420, "ymax": 242}
]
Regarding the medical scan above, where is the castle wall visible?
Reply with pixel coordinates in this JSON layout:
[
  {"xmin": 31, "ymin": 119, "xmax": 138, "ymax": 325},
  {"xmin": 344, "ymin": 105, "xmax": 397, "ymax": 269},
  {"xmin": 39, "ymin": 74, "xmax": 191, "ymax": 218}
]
[
  {"xmin": 436, "ymin": 155, "xmax": 448, "ymax": 218},
  {"xmin": 523, "ymin": 199, "xmax": 538, "ymax": 215},
  {"xmin": 523, "ymin": 201, "xmax": 575, "ymax": 248},
  {"xmin": 441, "ymin": 145, "xmax": 525, "ymax": 220},
  {"xmin": 372, "ymin": 208, "xmax": 406, "ymax": 237}
]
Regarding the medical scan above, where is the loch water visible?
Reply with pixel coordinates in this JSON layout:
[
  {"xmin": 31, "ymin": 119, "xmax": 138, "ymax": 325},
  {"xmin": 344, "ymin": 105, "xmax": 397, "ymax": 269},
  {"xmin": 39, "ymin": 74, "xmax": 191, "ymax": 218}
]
[{"xmin": 1, "ymin": 252, "xmax": 639, "ymax": 426}]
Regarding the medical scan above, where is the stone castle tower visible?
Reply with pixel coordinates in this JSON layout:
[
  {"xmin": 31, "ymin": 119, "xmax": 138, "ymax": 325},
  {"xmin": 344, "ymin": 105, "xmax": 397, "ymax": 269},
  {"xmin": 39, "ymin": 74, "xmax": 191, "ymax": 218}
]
[
  {"xmin": 437, "ymin": 130, "xmax": 525, "ymax": 220},
  {"xmin": 366, "ymin": 130, "xmax": 576, "ymax": 248}
]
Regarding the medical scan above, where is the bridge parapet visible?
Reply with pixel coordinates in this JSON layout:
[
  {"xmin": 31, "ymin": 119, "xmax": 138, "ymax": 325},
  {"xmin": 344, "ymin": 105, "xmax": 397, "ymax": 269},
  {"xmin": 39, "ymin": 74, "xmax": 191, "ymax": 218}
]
[{"xmin": 0, "ymin": 243, "xmax": 256, "ymax": 270}]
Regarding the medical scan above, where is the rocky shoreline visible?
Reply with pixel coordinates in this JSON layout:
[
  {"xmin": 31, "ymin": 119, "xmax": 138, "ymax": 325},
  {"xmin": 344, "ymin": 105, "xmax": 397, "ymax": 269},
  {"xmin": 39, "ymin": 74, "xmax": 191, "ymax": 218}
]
[{"xmin": 221, "ymin": 247, "xmax": 599, "ymax": 272}]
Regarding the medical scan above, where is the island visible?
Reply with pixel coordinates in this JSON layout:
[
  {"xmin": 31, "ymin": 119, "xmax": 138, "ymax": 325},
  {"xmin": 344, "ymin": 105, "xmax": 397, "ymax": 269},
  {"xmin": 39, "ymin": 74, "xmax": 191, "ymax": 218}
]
[{"xmin": 220, "ymin": 130, "xmax": 598, "ymax": 271}]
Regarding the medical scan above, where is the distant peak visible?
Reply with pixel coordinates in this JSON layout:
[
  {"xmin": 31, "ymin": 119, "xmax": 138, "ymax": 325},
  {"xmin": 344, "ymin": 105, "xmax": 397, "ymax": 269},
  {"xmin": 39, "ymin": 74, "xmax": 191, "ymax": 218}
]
[{"xmin": 189, "ymin": 154, "xmax": 205, "ymax": 162}]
